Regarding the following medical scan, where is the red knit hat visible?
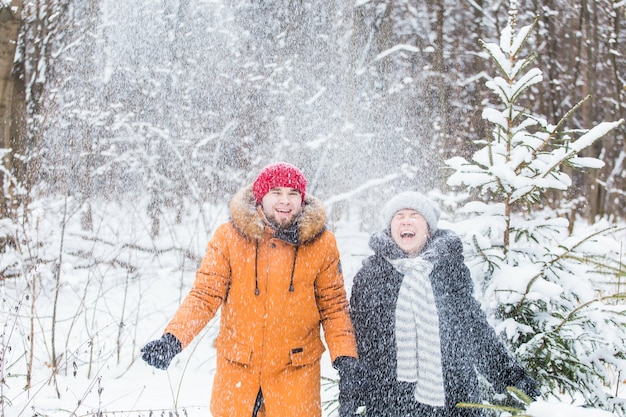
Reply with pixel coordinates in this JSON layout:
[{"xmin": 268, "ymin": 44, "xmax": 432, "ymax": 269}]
[{"xmin": 252, "ymin": 162, "xmax": 307, "ymax": 204}]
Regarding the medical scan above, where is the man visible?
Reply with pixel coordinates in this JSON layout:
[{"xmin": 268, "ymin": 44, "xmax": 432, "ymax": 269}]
[{"xmin": 141, "ymin": 162, "xmax": 360, "ymax": 417}]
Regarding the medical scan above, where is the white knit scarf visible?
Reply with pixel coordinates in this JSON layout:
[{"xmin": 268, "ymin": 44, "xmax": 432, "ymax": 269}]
[{"xmin": 389, "ymin": 256, "xmax": 446, "ymax": 407}]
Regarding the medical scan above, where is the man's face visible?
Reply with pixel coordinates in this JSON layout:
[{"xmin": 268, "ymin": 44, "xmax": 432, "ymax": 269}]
[
  {"xmin": 390, "ymin": 208, "xmax": 429, "ymax": 256},
  {"xmin": 260, "ymin": 187, "xmax": 303, "ymax": 228}
]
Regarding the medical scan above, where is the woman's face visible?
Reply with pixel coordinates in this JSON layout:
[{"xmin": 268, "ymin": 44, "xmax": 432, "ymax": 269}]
[{"xmin": 390, "ymin": 209, "xmax": 429, "ymax": 256}]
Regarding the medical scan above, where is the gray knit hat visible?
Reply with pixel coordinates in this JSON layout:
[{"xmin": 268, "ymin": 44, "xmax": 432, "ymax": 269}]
[{"xmin": 380, "ymin": 191, "xmax": 441, "ymax": 233}]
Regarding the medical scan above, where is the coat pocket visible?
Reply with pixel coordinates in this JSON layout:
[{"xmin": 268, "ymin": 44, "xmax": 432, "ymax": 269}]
[
  {"xmin": 288, "ymin": 337, "xmax": 326, "ymax": 367},
  {"xmin": 214, "ymin": 331, "xmax": 254, "ymax": 366}
]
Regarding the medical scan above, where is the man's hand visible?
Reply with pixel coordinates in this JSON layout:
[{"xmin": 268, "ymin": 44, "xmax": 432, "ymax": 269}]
[
  {"xmin": 333, "ymin": 356, "xmax": 366, "ymax": 417},
  {"xmin": 140, "ymin": 333, "xmax": 182, "ymax": 370}
]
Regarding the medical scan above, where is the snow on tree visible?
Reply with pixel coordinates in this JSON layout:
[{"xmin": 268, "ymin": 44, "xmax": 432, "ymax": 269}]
[{"xmin": 445, "ymin": 4, "xmax": 626, "ymax": 415}]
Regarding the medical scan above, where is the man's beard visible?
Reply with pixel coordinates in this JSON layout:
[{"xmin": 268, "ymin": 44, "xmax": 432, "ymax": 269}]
[
  {"xmin": 268, "ymin": 214, "xmax": 300, "ymax": 245},
  {"xmin": 266, "ymin": 213, "xmax": 298, "ymax": 230}
]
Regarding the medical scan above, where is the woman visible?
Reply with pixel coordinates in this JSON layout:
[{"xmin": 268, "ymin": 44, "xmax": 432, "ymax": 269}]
[{"xmin": 344, "ymin": 191, "xmax": 538, "ymax": 417}]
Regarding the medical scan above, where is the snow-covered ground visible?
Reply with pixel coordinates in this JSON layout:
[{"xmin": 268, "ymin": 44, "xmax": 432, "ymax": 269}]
[{"xmin": 1, "ymin": 198, "xmax": 622, "ymax": 416}]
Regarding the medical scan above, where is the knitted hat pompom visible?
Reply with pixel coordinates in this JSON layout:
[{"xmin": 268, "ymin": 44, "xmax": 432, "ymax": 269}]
[{"xmin": 380, "ymin": 191, "xmax": 440, "ymax": 233}]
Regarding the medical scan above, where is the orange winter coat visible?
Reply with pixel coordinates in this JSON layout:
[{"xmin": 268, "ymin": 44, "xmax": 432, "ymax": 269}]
[{"xmin": 164, "ymin": 185, "xmax": 358, "ymax": 417}]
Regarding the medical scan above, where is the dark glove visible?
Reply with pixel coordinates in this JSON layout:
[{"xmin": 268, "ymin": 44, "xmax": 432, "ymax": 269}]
[
  {"xmin": 141, "ymin": 333, "xmax": 182, "ymax": 370},
  {"xmin": 515, "ymin": 375, "xmax": 541, "ymax": 399},
  {"xmin": 333, "ymin": 356, "xmax": 366, "ymax": 417}
]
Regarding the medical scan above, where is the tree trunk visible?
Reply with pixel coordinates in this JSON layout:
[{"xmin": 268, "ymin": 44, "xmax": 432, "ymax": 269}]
[
  {"xmin": 0, "ymin": 1, "xmax": 24, "ymax": 218},
  {"xmin": 433, "ymin": 0, "xmax": 448, "ymax": 150}
]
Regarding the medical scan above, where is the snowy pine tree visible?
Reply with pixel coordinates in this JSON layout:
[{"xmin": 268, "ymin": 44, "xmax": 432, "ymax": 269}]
[{"xmin": 445, "ymin": 5, "xmax": 626, "ymax": 415}]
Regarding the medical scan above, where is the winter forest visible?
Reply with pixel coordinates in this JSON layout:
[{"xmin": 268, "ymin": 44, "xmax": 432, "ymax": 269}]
[{"xmin": 1, "ymin": 0, "xmax": 626, "ymax": 416}]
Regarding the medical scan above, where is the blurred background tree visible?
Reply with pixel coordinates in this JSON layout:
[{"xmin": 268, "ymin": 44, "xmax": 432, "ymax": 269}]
[{"xmin": 0, "ymin": 0, "xmax": 623, "ymax": 233}]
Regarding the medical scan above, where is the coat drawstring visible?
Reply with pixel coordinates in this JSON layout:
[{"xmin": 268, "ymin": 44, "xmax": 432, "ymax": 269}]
[
  {"xmin": 289, "ymin": 246, "xmax": 299, "ymax": 292},
  {"xmin": 254, "ymin": 240, "xmax": 260, "ymax": 296},
  {"xmin": 254, "ymin": 241, "xmax": 299, "ymax": 294}
]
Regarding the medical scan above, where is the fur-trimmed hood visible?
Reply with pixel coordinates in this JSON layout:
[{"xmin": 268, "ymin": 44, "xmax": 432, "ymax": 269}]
[{"xmin": 229, "ymin": 184, "xmax": 327, "ymax": 245}]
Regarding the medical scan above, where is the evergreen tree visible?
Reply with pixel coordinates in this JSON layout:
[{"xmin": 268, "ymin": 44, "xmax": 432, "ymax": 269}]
[{"xmin": 445, "ymin": 4, "xmax": 626, "ymax": 414}]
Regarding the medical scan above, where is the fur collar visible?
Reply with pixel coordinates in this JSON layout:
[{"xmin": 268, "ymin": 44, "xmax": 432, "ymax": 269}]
[{"xmin": 229, "ymin": 184, "xmax": 327, "ymax": 245}]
